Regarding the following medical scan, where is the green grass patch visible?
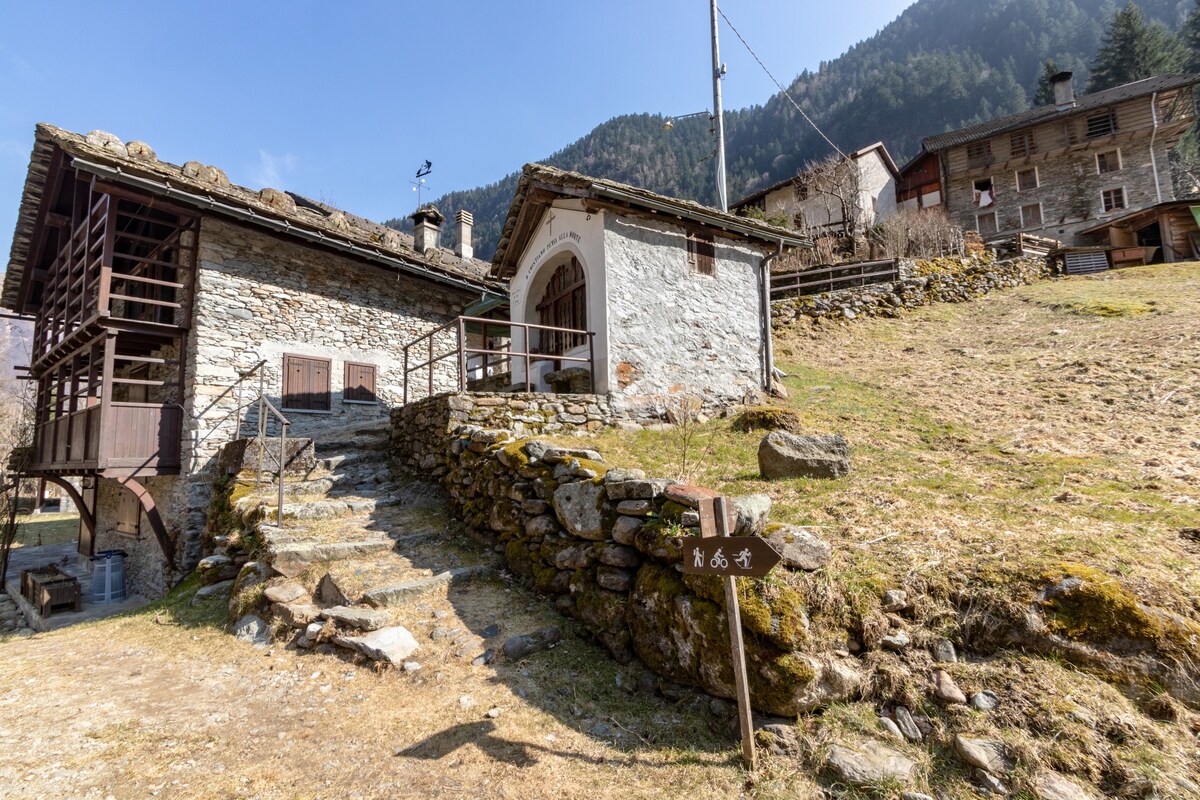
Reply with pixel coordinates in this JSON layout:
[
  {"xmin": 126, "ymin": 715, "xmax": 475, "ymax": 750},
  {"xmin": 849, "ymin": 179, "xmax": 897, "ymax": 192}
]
[{"xmin": 11, "ymin": 512, "xmax": 80, "ymax": 548}]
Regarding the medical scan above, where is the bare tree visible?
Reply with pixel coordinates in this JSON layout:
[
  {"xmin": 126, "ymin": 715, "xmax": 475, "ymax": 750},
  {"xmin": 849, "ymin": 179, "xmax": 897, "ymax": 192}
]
[{"xmin": 869, "ymin": 207, "xmax": 966, "ymax": 259}]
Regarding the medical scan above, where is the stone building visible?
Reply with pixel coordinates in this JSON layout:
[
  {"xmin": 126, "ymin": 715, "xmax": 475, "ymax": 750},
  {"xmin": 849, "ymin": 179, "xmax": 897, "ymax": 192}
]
[
  {"xmin": 2, "ymin": 124, "xmax": 501, "ymax": 597},
  {"xmin": 490, "ymin": 164, "xmax": 808, "ymax": 411},
  {"xmin": 914, "ymin": 72, "xmax": 1200, "ymax": 247},
  {"xmin": 731, "ymin": 143, "xmax": 900, "ymax": 236}
]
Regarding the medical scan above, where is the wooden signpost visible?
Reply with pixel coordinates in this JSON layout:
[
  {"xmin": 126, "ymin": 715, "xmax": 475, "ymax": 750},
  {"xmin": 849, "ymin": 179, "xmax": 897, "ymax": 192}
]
[{"xmin": 683, "ymin": 496, "xmax": 783, "ymax": 772}]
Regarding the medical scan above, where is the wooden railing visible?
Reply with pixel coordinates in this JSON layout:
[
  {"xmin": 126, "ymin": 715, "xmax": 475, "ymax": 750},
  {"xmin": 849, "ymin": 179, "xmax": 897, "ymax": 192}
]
[
  {"xmin": 771, "ymin": 259, "xmax": 900, "ymax": 299},
  {"xmin": 403, "ymin": 316, "xmax": 595, "ymax": 403},
  {"xmin": 32, "ymin": 402, "xmax": 182, "ymax": 473}
]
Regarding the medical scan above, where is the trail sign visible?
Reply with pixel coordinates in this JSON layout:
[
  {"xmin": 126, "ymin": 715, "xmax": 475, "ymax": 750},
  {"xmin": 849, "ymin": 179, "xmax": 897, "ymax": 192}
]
[{"xmin": 681, "ymin": 536, "xmax": 782, "ymax": 577}]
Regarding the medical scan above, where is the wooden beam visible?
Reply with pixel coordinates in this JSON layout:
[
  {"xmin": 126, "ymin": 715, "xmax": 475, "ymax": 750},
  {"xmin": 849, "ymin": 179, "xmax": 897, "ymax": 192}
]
[{"xmin": 40, "ymin": 475, "xmax": 96, "ymax": 555}]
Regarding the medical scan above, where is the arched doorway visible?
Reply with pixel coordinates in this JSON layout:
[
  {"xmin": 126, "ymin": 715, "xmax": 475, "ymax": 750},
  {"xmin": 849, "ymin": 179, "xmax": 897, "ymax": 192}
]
[{"xmin": 533, "ymin": 256, "xmax": 587, "ymax": 356}]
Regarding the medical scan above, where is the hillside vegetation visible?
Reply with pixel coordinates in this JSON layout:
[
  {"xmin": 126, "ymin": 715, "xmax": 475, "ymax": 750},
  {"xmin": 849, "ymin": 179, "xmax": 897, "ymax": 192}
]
[{"xmin": 390, "ymin": 0, "xmax": 1199, "ymax": 260}]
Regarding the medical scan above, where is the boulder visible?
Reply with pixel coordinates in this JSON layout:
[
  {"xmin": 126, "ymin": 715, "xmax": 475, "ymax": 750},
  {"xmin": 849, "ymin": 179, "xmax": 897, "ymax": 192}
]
[
  {"xmin": 732, "ymin": 494, "xmax": 772, "ymax": 535},
  {"xmin": 552, "ymin": 481, "xmax": 607, "ymax": 540},
  {"xmin": 953, "ymin": 735, "xmax": 1010, "ymax": 774},
  {"xmin": 758, "ymin": 431, "xmax": 851, "ymax": 479},
  {"xmin": 232, "ymin": 614, "xmax": 269, "ymax": 646},
  {"xmin": 932, "ymin": 669, "xmax": 967, "ymax": 705},
  {"xmin": 825, "ymin": 739, "xmax": 916, "ymax": 787},
  {"xmin": 334, "ymin": 626, "xmax": 420, "ymax": 664},
  {"xmin": 274, "ymin": 603, "xmax": 322, "ymax": 627},
  {"xmin": 1034, "ymin": 772, "xmax": 1099, "ymax": 800},
  {"xmin": 663, "ymin": 484, "xmax": 719, "ymax": 509},
  {"xmin": 765, "ymin": 526, "xmax": 831, "ymax": 571},
  {"xmin": 502, "ymin": 626, "xmax": 562, "ymax": 660},
  {"xmin": 611, "ymin": 516, "xmax": 644, "ymax": 545},
  {"xmin": 263, "ymin": 581, "xmax": 307, "ymax": 605},
  {"xmin": 606, "ymin": 478, "xmax": 669, "ymax": 501}
]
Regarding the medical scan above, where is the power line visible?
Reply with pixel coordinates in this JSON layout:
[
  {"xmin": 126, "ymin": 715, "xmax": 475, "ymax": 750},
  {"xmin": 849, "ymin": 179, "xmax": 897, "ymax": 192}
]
[{"xmin": 718, "ymin": 6, "xmax": 847, "ymax": 159}]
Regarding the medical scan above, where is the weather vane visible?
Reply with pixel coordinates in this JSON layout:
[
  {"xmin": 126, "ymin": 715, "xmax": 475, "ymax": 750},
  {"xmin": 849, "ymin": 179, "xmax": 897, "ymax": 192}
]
[{"xmin": 411, "ymin": 160, "xmax": 432, "ymax": 206}]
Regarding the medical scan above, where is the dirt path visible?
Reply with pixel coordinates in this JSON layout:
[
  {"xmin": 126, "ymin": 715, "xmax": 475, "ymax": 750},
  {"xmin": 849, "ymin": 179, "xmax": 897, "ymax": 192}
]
[{"xmin": 0, "ymin": 577, "xmax": 768, "ymax": 800}]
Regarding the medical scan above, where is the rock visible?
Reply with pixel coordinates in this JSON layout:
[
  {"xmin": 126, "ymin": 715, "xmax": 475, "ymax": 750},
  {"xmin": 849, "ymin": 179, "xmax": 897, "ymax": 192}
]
[
  {"xmin": 606, "ymin": 478, "xmax": 668, "ymax": 501},
  {"xmin": 1033, "ymin": 771, "xmax": 1098, "ymax": 800},
  {"xmin": 931, "ymin": 638, "xmax": 957, "ymax": 663},
  {"xmin": 85, "ymin": 129, "xmax": 127, "ymax": 156},
  {"xmin": 334, "ymin": 626, "xmax": 420, "ymax": 665},
  {"xmin": 232, "ymin": 614, "xmax": 269, "ymax": 646},
  {"xmin": 459, "ymin": 695, "xmax": 476, "ymax": 709},
  {"xmin": 932, "ymin": 669, "xmax": 967, "ymax": 704},
  {"xmin": 881, "ymin": 630, "xmax": 910, "ymax": 651},
  {"xmin": 197, "ymin": 554, "xmax": 231, "ymax": 571},
  {"xmin": 403, "ymin": 662, "xmax": 422, "ymax": 673},
  {"xmin": 765, "ymin": 526, "xmax": 832, "ymax": 571},
  {"xmin": 598, "ymin": 544, "xmax": 641, "ymax": 568},
  {"xmin": 882, "ymin": 589, "xmax": 909, "ymax": 612},
  {"xmin": 825, "ymin": 740, "xmax": 916, "ymax": 787},
  {"xmin": 480, "ymin": 624, "xmax": 500, "ymax": 639},
  {"xmin": 525, "ymin": 514, "xmax": 560, "ymax": 539},
  {"xmin": 971, "ymin": 691, "xmax": 1000, "ymax": 712},
  {"xmin": 321, "ymin": 605, "xmax": 391, "ymax": 632},
  {"xmin": 553, "ymin": 544, "xmax": 596, "ymax": 570},
  {"xmin": 662, "ymin": 484, "xmax": 719, "ymax": 509},
  {"xmin": 758, "ymin": 723, "xmax": 800, "ymax": 755},
  {"xmin": 615, "ymin": 500, "xmax": 654, "ymax": 517},
  {"xmin": 974, "ymin": 769, "xmax": 1008, "ymax": 795},
  {"xmin": 901, "ymin": 794, "xmax": 934, "ymax": 800},
  {"xmin": 596, "ymin": 566, "xmax": 635, "ymax": 592},
  {"xmin": 275, "ymin": 603, "xmax": 322, "ymax": 627},
  {"xmin": 879, "ymin": 716, "xmax": 904, "ymax": 741},
  {"xmin": 318, "ymin": 573, "xmax": 352, "ymax": 606},
  {"xmin": 611, "ymin": 517, "xmax": 645, "ymax": 546},
  {"xmin": 263, "ymin": 581, "xmax": 307, "ymax": 605},
  {"xmin": 787, "ymin": 655, "xmax": 864, "ymax": 713},
  {"xmin": 758, "ymin": 431, "xmax": 851, "ymax": 479},
  {"xmin": 604, "ymin": 468, "xmax": 647, "ymax": 483},
  {"xmin": 542, "ymin": 445, "xmax": 602, "ymax": 464},
  {"xmin": 501, "ymin": 626, "xmax": 561, "ymax": 660},
  {"xmin": 552, "ymin": 481, "xmax": 607, "ymax": 540},
  {"xmin": 954, "ymin": 735, "xmax": 1011, "ymax": 774},
  {"xmin": 588, "ymin": 721, "xmax": 615, "ymax": 739},
  {"xmin": 304, "ymin": 621, "xmax": 325, "ymax": 641},
  {"xmin": 190, "ymin": 580, "xmax": 234, "ymax": 605},
  {"xmin": 893, "ymin": 706, "xmax": 923, "ymax": 742},
  {"xmin": 732, "ymin": 494, "xmax": 771, "ymax": 535},
  {"xmin": 486, "ymin": 707, "xmax": 501, "ymax": 719}
]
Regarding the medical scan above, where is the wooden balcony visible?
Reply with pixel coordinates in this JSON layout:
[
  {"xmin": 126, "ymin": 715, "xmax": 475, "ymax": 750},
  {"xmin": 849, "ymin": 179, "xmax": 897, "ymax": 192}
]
[{"xmin": 33, "ymin": 402, "xmax": 182, "ymax": 477}]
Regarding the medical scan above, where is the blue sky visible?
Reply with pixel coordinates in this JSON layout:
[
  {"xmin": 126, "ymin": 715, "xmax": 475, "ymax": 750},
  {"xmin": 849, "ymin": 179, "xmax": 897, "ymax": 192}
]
[{"xmin": 0, "ymin": 0, "xmax": 916, "ymax": 232}]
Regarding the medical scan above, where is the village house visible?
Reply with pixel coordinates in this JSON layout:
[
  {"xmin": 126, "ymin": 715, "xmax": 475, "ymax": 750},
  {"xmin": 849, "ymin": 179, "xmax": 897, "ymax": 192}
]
[
  {"xmin": 730, "ymin": 143, "xmax": 899, "ymax": 237},
  {"xmin": 909, "ymin": 72, "xmax": 1200, "ymax": 253},
  {"xmin": 2, "ymin": 124, "xmax": 503, "ymax": 598},
  {"xmin": 3, "ymin": 129, "xmax": 808, "ymax": 601},
  {"xmin": 490, "ymin": 164, "xmax": 808, "ymax": 411}
]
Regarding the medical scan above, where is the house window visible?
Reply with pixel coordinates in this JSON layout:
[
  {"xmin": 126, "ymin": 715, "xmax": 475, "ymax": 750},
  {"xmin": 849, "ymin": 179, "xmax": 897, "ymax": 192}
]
[
  {"xmin": 686, "ymin": 231, "xmax": 716, "ymax": 277},
  {"xmin": 973, "ymin": 178, "xmax": 995, "ymax": 208},
  {"xmin": 966, "ymin": 141, "xmax": 993, "ymax": 167},
  {"xmin": 977, "ymin": 211, "xmax": 998, "ymax": 236},
  {"xmin": 282, "ymin": 355, "xmax": 331, "ymax": 412},
  {"xmin": 1102, "ymin": 188, "xmax": 1127, "ymax": 212},
  {"xmin": 343, "ymin": 362, "xmax": 377, "ymax": 404},
  {"xmin": 1096, "ymin": 150, "xmax": 1121, "ymax": 174},
  {"xmin": 1062, "ymin": 121, "xmax": 1079, "ymax": 147},
  {"xmin": 1087, "ymin": 111, "xmax": 1117, "ymax": 138},
  {"xmin": 1020, "ymin": 203, "xmax": 1043, "ymax": 227},
  {"xmin": 536, "ymin": 257, "xmax": 587, "ymax": 355},
  {"xmin": 116, "ymin": 488, "xmax": 140, "ymax": 535},
  {"xmin": 1010, "ymin": 131, "xmax": 1036, "ymax": 159},
  {"xmin": 1016, "ymin": 168, "xmax": 1038, "ymax": 192}
]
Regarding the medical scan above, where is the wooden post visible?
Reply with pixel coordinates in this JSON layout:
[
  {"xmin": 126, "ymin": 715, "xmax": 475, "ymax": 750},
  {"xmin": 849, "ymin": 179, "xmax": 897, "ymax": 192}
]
[
  {"xmin": 457, "ymin": 317, "xmax": 467, "ymax": 392},
  {"xmin": 277, "ymin": 422, "xmax": 287, "ymax": 528},
  {"xmin": 714, "ymin": 496, "xmax": 757, "ymax": 772}
]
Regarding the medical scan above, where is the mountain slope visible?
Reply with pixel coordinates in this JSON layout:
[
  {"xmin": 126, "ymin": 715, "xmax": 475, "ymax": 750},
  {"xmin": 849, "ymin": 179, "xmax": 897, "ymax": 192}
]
[{"xmin": 390, "ymin": 0, "xmax": 1195, "ymax": 260}]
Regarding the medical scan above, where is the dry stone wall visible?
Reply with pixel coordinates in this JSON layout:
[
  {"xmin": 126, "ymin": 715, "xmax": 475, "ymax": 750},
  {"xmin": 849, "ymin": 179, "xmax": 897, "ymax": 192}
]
[
  {"xmin": 391, "ymin": 419, "xmax": 856, "ymax": 717},
  {"xmin": 771, "ymin": 256, "xmax": 1055, "ymax": 328}
]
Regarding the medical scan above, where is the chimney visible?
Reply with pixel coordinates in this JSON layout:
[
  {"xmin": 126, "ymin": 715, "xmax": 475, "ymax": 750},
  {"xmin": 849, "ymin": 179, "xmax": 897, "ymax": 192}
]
[
  {"xmin": 1051, "ymin": 71, "xmax": 1075, "ymax": 111},
  {"xmin": 455, "ymin": 210, "xmax": 474, "ymax": 260},
  {"xmin": 410, "ymin": 205, "xmax": 445, "ymax": 255}
]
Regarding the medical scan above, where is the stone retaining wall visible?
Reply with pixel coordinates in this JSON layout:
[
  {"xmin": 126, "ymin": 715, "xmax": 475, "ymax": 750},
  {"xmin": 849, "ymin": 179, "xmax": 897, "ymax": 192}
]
[
  {"xmin": 390, "ymin": 391, "xmax": 628, "ymax": 476},
  {"xmin": 396, "ymin": 423, "xmax": 855, "ymax": 717},
  {"xmin": 771, "ymin": 255, "xmax": 1055, "ymax": 328}
]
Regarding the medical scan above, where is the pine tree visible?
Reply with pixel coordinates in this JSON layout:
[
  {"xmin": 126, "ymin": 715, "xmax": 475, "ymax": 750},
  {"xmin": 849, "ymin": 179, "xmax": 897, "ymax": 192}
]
[
  {"xmin": 1033, "ymin": 59, "xmax": 1059, "ymax": 106},
  {"xmin": 1184, "ymin": 0, "xmax": 1200, "ymax": 72},
  {"xmin": 1089, "ymin": 2, "xmax": 1187, "ymax": 92}
]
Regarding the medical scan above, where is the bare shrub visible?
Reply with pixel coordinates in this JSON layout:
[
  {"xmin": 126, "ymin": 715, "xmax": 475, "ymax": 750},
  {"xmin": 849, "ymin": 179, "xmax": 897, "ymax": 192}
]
[
  {"xmin": 663, "ymin": 394, "xmax": 716, "ymax": 484},
  {"xmin": 870, "ymin": 207, "xmax": 965, "ymax": 259}
]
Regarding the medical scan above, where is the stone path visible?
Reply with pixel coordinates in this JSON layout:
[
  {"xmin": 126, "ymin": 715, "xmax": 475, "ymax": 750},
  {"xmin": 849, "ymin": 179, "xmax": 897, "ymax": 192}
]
[{"xmin": 2, "ymin": 542, "xmax": 148, "ymax": 632}]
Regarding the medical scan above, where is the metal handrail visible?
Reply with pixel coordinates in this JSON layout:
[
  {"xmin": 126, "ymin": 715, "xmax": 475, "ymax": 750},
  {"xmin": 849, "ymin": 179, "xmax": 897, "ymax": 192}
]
[{"xmin": 403, "ymin": 315, "xmax": 596, "ymax": 403}]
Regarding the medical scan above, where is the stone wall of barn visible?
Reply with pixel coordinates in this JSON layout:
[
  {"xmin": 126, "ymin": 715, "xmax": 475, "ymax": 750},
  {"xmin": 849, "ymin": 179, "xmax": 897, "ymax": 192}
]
[{"xmin": 602, "ymin": 215, "xmax": 766, "ymax": 410}]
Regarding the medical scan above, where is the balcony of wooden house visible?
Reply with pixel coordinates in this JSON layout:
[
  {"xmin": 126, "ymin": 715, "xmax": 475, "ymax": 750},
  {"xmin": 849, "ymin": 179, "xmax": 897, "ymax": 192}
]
[
  {"xmin": 402, "ymin": 316, "xmax": 596, "ymax": 403},
  {"xmin": 26, "ymin": 181, "xmax": 197, "ymax": 373},
  {"xmin": 30, "ymin": 333, "xmax": 184, "ymax": 478}
]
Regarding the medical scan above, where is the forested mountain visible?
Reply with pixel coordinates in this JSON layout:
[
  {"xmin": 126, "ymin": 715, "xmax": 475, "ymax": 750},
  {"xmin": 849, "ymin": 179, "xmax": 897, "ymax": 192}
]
[{"xmin": 388, "ymin": 0, "xmax": 1198, "ymax": 259}]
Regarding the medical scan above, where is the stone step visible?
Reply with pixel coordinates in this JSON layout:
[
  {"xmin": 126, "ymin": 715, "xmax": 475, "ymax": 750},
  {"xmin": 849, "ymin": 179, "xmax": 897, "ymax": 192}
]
[
  {"xmin": 266, "ymin": 539, "xmax": 397, "ymax": 579},
  {"xmin": 261, "ymin": 493, "xmax": 402, "ymax": 522},
  {"xmin": 315, "ymin": 432, "xmax": 390, "ymax": 453},
  {"xmin": 322, "ymin": 451, "xmax": 384, "ymax": 472},
  {"xmin": 361, "ymin": 564, "xmax": 493, "ymax": 608}
]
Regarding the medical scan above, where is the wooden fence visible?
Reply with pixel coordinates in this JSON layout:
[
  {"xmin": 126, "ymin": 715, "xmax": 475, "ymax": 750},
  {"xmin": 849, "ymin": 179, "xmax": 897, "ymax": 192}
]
[{"xmin": 770, "ymin": 259, "xmax": 899, "ymax": 300}]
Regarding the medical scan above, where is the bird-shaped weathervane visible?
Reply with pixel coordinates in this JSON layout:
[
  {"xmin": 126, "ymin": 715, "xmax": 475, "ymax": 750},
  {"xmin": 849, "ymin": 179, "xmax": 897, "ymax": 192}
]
[{"xmin": 411, "ymin": 160, "xmax": 432, "ymax": 207}]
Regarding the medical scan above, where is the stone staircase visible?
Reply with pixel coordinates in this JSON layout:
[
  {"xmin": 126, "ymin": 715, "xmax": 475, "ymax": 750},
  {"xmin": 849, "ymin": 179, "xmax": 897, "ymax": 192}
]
[{"xmin": 214, "ymin": 420, "xmax": 499, "ymax": 666}]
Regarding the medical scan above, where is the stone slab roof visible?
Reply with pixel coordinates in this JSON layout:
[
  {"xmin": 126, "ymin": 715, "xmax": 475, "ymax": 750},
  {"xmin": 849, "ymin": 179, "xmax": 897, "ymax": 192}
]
[
  {"xmin": 921, "ymin": 74, "xmax": 1200, "ymax": 153},
  {"xmin": 492, "ymin": 163, "xmax": 810, "ymax": 278},
  {"xmin": 4, "ymin": 124, "xmax": 501, "ymax": 311}
]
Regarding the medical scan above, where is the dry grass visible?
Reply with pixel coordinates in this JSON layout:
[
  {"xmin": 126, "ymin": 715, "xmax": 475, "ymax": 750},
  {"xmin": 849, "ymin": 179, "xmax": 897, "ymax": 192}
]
[{"xmin": 10, "ymin": 511, "xmax": 80, "ymax": 548}]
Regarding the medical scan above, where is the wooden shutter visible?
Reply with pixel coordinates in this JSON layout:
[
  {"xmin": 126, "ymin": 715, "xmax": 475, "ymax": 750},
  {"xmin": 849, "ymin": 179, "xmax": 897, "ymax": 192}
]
[
  {"xmin": 687, "ymin": 232, "xmax": 716, "ymax": 276},
  {"xmin": 283, "ymin": 355, "xmax": 331, "ymax": 411},
  {"xmin": 344, "ymin": 362, "xmax": 377, "ymax": 403},
  {"xmin": 116, "ymin": 488, "xmax": 140, "ymax": 534}
]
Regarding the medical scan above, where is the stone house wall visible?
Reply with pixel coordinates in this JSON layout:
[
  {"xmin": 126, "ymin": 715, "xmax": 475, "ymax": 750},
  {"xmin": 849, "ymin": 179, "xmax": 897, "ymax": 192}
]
[
  {"xmin": 945, "ymin": 137, "xmax": 1174, "ymax": 245},
  {"xmin": 602, "ymin": 215, "xmax": 766, "ymax": 410},
  {"xmin": 91, "ymin": 474, "xmax": 187, "ymax": 599}
]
